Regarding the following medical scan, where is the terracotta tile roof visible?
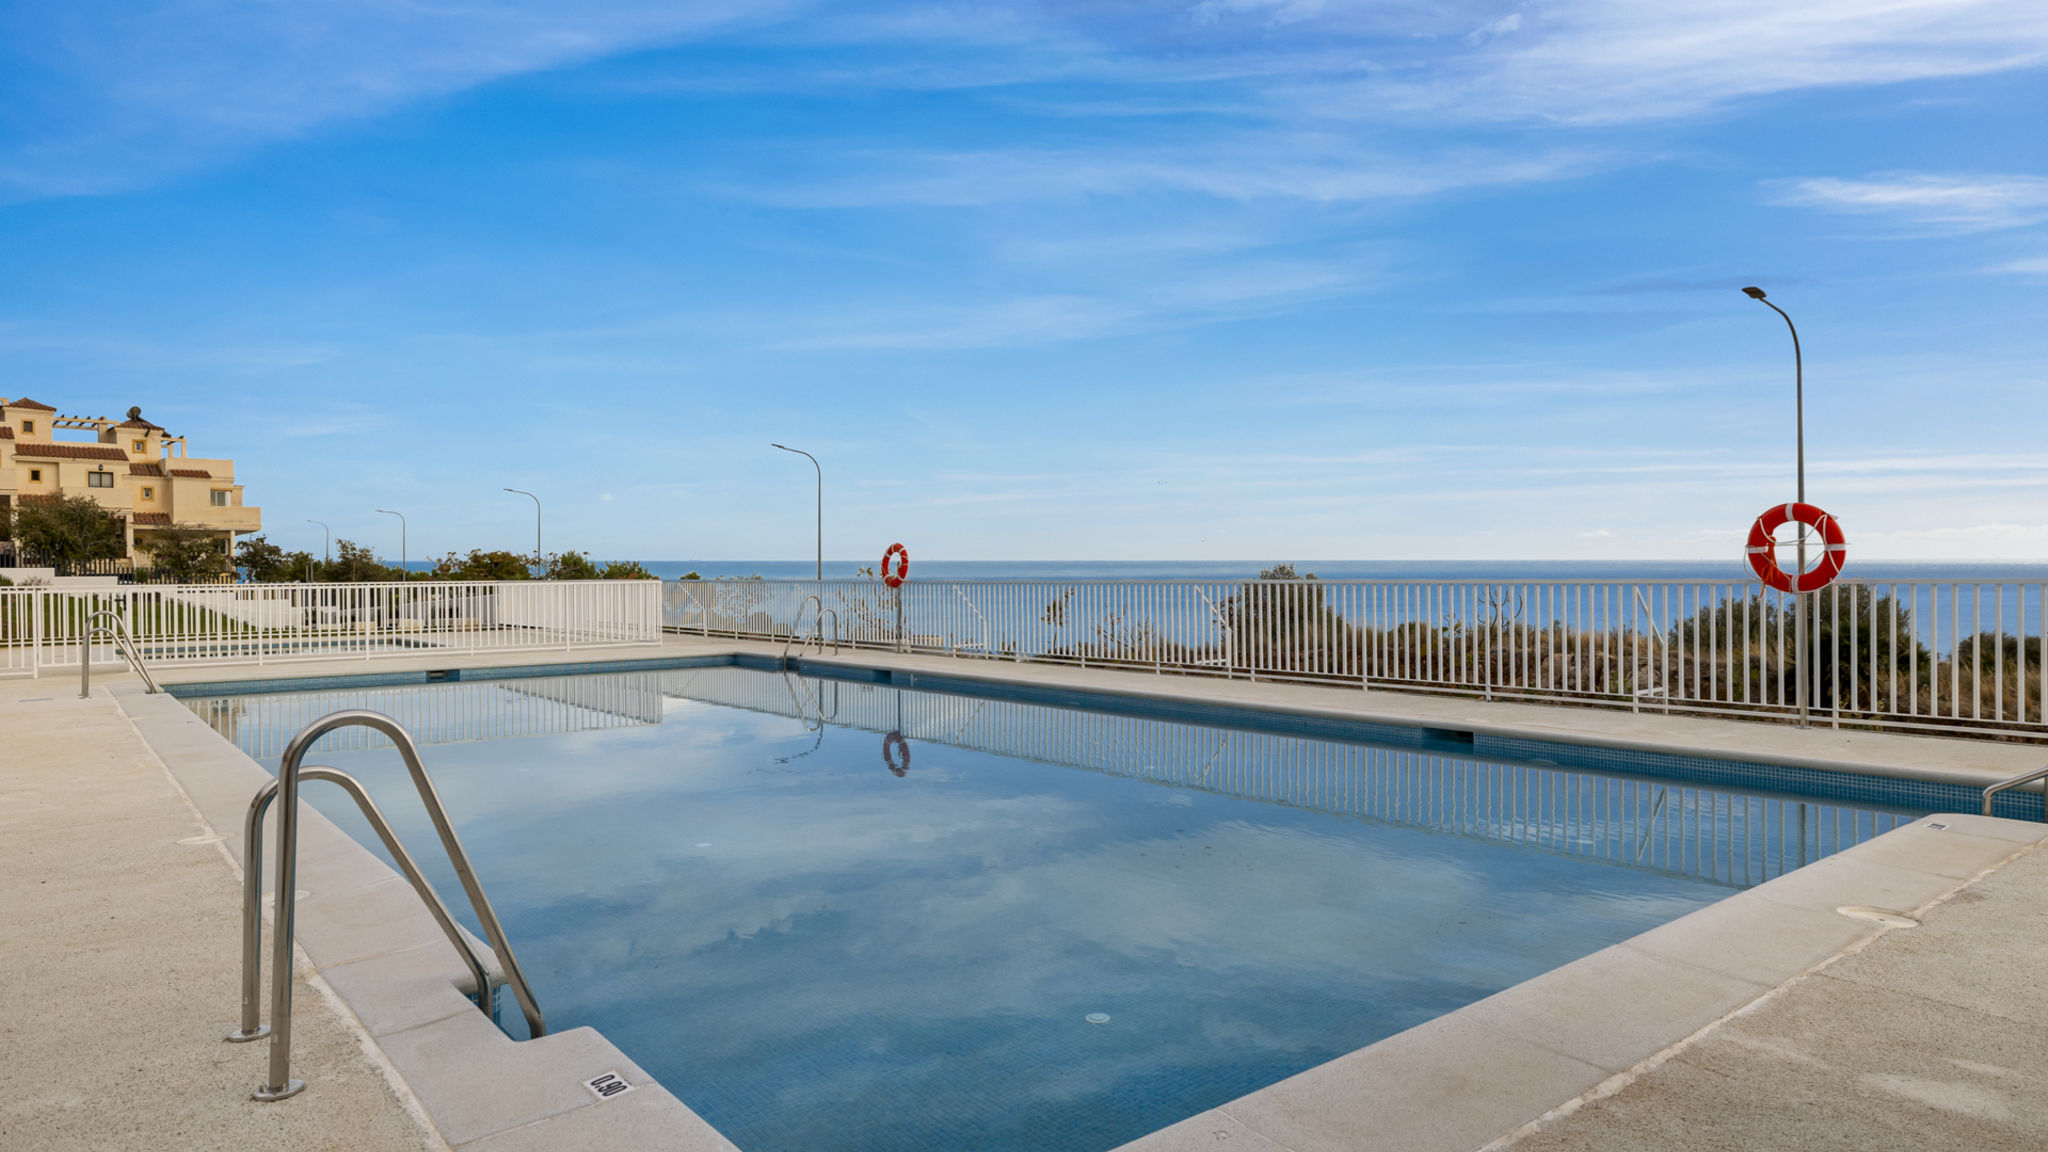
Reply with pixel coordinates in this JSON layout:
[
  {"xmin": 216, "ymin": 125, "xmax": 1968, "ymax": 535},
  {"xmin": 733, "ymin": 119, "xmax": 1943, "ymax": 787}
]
[
  {"xmin": 12, "ymin": 443, "xmax": 128, "ymax": 461},
  {"xmin": 130, "ymin": 461, "xmax": 164, "ymax": 476},
  {"xmin": 116, "ymin": 418, "xmax": 162, "ymax": 430},
  {"xmin": 0, "ymin": 425, "xmax": 12, "ymax": 439},
  {"xmin": 4, "ymin": 396, "xmax": 57, "ymax": 411},
  {"xmin": 130, "ymin": 512, "xmax": 172, "ymax": 526},
  {"xmin": 169, "ymin": 467, "xmax": 214, "ymax": 479}
]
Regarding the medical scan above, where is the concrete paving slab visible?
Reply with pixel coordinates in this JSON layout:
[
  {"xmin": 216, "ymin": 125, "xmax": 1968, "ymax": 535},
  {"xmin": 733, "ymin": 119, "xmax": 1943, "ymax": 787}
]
[
  {"xmin": 456, "ymin": 1079, "xmax": 743, "ymax": 1152},
  {"xmin": 1819, "ymin": 850, "xmax": 2048, "ymax": 1027},
  {"xmin": 318, "ymin": 943, "xmax": 500, "ymax": 1040},
  {"xmin": 374, "ymin": 1016, "xmax": 646, "ymax": 1147},
  {"xmin": 1211, "ymin": 1014, "xmax": 1610, "ymax": 1152},
  {"xmin": 1623, "ymin": 889, "xmax": 1880, "ymax": 986},
  {"xmin": 1744, "ymin": 851, "xmax": 1967, "ymax": 916},
  {"xmin": 1827, "ymin": 819, "xmax": 2035, "ymax": 879},
  {"xmin": 1456, "ymin": 943, "xmax": 1769, "ymax": 1074},
  {"xmin": 1504, "ymin": 840, "xmax": 2048, "ymax": 1152},
  {"xmin": 1053, "ymin": 1109, "xmax": 1299, "ymax": 1152}
]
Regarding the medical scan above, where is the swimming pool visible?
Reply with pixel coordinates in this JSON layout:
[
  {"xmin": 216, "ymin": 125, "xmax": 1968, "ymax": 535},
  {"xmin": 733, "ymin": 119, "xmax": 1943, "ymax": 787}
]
[{"xmin": 181, "ymin": 663, "xmax": 1923, "ymax": 1152}]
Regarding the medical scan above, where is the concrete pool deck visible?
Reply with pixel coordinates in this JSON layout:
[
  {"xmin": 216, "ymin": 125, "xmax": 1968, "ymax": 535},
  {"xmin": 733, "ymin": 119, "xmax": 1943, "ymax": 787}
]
[{"xmin": 6, "ymin": 636, "xmax": 2046, "ymax": 1150}]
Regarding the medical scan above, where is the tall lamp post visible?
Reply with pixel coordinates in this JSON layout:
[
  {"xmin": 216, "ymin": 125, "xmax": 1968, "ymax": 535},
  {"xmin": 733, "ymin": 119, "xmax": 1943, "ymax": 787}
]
[
  {"xmin": 1743, "ymin": 286, "xmax": 1810, "ymax": 728},
  {"xmin": 305, "ymin": 519, "xmax": 329, "ymax": 583},
  {"xmin": 503, "ymin": 489, "xmax": 541, "ymax": 561},
  {"xmin": 375, "ymin": 509, "xmax": 407, "ymax": 580},
  {"xmin": 770, "ymin": 444, "xmax": 822, "ymax": 582}
]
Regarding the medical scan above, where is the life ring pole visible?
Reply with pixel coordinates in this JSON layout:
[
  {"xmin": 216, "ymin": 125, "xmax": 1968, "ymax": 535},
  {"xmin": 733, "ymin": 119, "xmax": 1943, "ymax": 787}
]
[{"xmin": 1743, "ymin": 286, "xmax": 1807, "ymax": 726}]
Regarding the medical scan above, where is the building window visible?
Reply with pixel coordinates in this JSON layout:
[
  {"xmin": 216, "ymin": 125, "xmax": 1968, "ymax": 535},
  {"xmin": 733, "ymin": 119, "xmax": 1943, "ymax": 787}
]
[
  {"xmin": 88, "ymin": 471, "xmax": 115, "ymax": 488},
  {"xmin": 28, "ymin": 468, "xmax": 41, "ymax": 482},
  {"xmin": 211, "ymin": 489, "xmax": 230, "ymax": 506},
  {"xmin": 141, "ymin": 486, "xmax": 155, "ymax": 500},
  {"xmin": 21, "ymin": 420, "xmax": 32, "ymax": 433},
  {"xmin": 133, "ymin": 440, "xmax": 146, "ymax": 452}
]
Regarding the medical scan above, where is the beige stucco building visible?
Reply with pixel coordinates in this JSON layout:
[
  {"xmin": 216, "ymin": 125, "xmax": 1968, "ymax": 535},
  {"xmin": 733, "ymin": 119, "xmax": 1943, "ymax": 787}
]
[{"xmin": 0, "ymin": 396, "xmax": 260, "ymax": 568}]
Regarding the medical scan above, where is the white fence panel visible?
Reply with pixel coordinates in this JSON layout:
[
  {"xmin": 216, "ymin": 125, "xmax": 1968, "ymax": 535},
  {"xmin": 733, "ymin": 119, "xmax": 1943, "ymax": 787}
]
[
  {"xmin": 661, "ymin": 577, "xmax": 2048, "ymax": 740},
  {"xmin": 0, "ymin": 580, "xmax": 661, "ymax": 679}
]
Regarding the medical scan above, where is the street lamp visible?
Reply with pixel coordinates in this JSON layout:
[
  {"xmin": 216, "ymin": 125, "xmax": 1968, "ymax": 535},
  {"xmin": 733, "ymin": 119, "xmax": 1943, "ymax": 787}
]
[
  {"xmin": 305, "ymin": 519, "xmax": 329, "ymax": 583},
  {"xmin": 376, "ymin": 509, "xmax": 407, "ymax": 580},
  {"xmin": 503, "ymin": 489, "xmax": 541, "ymax": 561},
  {"xmin": 770, "ymin": 443, "xmax": 822, "ymax": 581},
  {"xmin": 1742, "ymin": 285, "xmax": 1811, "ymax": 728}
]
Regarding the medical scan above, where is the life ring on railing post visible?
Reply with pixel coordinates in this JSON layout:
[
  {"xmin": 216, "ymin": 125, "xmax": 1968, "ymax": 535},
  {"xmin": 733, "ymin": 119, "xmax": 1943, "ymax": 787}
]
[
  {"xmin": 882, "ymin": 731, "xmax": 911, "ymax": 777},
  {"xmin": 881, "ymin": 543, "xmax": 910, "ymax": 589},
  {"xmin": 1745, "ymin": 503, "xmax": 1847, "ymax": 593}
]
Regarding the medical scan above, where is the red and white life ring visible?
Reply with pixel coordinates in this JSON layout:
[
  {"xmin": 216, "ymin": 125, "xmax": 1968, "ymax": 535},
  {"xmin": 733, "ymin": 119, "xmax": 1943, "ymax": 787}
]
[
  {"xmin": 1745, "ymin": 503, "xmax": 1847, "ymax": 593},
  {"xmin": 881, "ymin": 543, "xmax": 910, "ymax": 589},
  {"xmin": 882, "ymin": 731, "xmax": 911, "ymax": 777}
]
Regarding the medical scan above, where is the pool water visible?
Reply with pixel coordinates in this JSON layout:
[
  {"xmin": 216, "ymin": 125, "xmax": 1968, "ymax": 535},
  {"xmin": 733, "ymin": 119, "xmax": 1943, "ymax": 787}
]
[{"xmin": 183, "ymin": 666, "xmax": 1920, "ymax": 1152}]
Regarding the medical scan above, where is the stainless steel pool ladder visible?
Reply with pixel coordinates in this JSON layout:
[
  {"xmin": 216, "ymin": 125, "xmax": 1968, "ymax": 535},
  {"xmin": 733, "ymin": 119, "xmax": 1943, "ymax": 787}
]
[
  {"xmin": 78, "ymin": 609, "xmax": 158, "ymax": 698},
  {"xmin": 1982, "ymin": 762, "xmax": 2048, "ymax": 821},
  {"xmin": 781, "ymin": 594, "xmax": 841, "ymax": 663},
  {"xmin": 229, "ymin": 709, "xmax": 545, "ymax": 1102}
]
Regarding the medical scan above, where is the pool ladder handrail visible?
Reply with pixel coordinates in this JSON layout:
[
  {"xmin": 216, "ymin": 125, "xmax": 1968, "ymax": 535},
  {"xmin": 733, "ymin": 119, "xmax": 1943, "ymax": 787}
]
[
  {"xmin": 233, "ymin": 709, "xmax": 545, "ymax": 1102},
  {"xmin": 1982, "ymin": 762, "xmax": 2048, "ymax": 820},
  {"xmin": 781, "ymin": 594, "xmax": 841, "ymax": 663},
  {"xmin": 78, "ymin": 609, "xmax": 159, "ymax": 698}
]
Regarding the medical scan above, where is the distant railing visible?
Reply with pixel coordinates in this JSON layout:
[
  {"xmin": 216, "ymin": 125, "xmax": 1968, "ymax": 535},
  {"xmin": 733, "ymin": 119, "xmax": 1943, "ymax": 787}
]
[
  {"xmin": 664, "ymin": 577, "xmax": 2048, "ymax": 740},
  {"xmin": 1, "ymin": 579, "xmax": 662, "ymax": 678}
]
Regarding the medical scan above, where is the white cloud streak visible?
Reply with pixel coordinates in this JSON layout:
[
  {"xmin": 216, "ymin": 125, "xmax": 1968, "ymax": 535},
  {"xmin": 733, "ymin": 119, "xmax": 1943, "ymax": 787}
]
[{"xmin": 1769, "ymin": 172, "xmax": 2048, "ymax": 231}]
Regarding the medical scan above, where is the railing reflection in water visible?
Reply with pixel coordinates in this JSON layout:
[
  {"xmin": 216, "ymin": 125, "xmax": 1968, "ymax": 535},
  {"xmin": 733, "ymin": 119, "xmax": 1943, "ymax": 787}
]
[
  {"xmin": 657, "ymin": 667, "xmax": 1917, "ymax": 889},
  {"xmin": 185, "ymin": 673, "xmax": 668, "ymax": 759}
]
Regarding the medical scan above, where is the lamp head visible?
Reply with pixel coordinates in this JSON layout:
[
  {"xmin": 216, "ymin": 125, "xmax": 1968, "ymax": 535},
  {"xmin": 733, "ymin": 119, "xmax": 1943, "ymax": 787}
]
[
  {"xmin": 1742, "ymin": 286, "xmax": 1767, "ymax": 300},
  {"xmin": 771, "ymin": 442, "xmax": 788, "ymax": 450}
]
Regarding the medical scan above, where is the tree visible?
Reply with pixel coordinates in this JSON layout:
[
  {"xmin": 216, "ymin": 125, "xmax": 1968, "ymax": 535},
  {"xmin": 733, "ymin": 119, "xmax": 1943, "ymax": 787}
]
[
  {"xmin": 328, "ymin": 538, "xmax": 402, "ymax": 582},
  {"xmin": 142, "ymin": 525, "xmax": 232, "ymax": 584},
  {"xmin": 9, "ymin": 495, "xmax": 126, "ymax": 567},
  {"xmin": 600, "ymin": 559, "xmax": 654, "ymax": 580},
  {"xmin": 236, "ymin": 534, "xmax": 295, "ymax": 583},
  {"xmin": 430, "ymin": 549, "xmax": 533, "ymax": 581},
  {"xmin": 544, "ymin": 551, "xmax": 600, "ymax": 580}
]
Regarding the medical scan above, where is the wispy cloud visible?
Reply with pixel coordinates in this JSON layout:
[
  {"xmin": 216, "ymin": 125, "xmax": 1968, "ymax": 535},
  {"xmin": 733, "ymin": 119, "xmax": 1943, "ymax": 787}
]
[
  {"xmin": 775, "ymin": 254, "xmax": 1371, "ymax": 350},
  {"xmin": 1341, "ymin": 0, "xmax": 2048, "ymax": 125},
  {"xmin": 1768, "ymin": 172, "xmax": 2048, "ymax": 231},
  {"xmin": 0, "ymin": 0, "xmax": 798, "ymax": 199},
  {"xmin": 700, "ymin": 130, "xmax": 1603, "ymax": 213}
]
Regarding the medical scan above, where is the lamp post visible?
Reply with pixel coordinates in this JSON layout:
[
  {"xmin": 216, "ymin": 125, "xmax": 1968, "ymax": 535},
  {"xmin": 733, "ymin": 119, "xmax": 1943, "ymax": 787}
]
[
  {"xmin": 770, "ymin": 444, "xmax": 822, "ymax": 581},
  {"xmin": 503, "ymin": 489, "xmax": 541, "ymax": 562},
  {"xmin": 305, "ymin": 520, "xmax": 329, "ymax": 583},
  {"xmin": 1742, "ymin": 286, "xmax": 1810, "ymax": 728},
  {"xmin": 375, "ymin": 509, "xmax": 407, "ymax": 580}
]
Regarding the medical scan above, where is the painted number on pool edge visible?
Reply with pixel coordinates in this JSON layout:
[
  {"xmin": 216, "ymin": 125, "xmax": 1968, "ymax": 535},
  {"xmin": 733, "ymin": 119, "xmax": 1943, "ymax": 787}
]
[{"xmin": 584, "ymin": 1071, "xmax": 636, "ymax": 1101}]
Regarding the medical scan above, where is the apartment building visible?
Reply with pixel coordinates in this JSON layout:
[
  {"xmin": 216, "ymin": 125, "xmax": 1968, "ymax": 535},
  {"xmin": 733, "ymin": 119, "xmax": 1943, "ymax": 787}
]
[{"xmin": 0, "ymin": 396, "xmax": 260, "ymax": 566}]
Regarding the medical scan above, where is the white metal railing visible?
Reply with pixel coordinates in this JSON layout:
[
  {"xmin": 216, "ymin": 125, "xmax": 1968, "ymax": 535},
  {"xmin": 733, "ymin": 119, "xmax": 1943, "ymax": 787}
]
[
  {"xmin": 663, "ymin": 577, "xmax": 2048, "ymax": 739},
  {"xmin": 1, "ymin": 579, "xmax": 661, "ymax": 678}
]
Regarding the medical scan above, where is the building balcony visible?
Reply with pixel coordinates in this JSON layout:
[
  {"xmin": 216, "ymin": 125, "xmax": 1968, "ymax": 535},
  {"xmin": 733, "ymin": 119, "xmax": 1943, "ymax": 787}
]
[{"xmin": 169, "ymin": 504, "xmax": 263, "ymax": 532}]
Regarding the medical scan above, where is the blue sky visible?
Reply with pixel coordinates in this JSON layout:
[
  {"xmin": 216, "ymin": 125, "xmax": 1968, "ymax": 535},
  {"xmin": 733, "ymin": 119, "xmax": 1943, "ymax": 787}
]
[{"xmin": 3, "ymin": 1, "xmax": 2045, "ymax": 563}]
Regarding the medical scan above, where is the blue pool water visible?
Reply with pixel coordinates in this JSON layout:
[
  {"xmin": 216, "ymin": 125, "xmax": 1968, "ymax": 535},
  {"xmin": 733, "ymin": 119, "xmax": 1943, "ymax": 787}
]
[{"xmin": 183, "ymin": 665, "xmax": 1921, "ymax": 1152}]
